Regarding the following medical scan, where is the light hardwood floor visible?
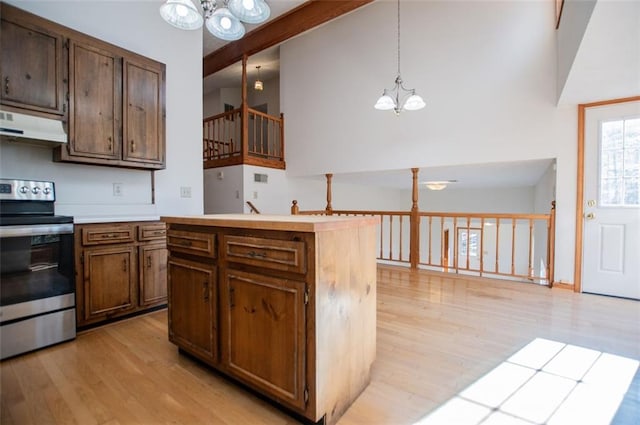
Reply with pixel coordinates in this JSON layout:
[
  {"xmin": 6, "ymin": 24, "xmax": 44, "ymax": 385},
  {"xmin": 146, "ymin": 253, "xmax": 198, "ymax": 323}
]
[{"xmin": 2, "ymin": 265, "xmax": 639, "ymax": 424}]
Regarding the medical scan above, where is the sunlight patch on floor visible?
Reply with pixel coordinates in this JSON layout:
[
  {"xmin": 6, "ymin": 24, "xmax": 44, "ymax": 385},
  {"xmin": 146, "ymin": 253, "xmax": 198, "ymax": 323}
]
[{"xmin": 414, "ymin": 338, "xmax": 639, "ymax": 425}]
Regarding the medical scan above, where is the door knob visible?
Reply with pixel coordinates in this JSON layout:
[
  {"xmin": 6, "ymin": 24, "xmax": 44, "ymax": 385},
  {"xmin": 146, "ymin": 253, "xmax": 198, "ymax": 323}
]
[
  {"xmin": 587, "ymin": 199, "xmax": 596, "ymax": 207},
  {"xmin": 585, "ymin": 212, "xmax": 595, "ymax": 220}
]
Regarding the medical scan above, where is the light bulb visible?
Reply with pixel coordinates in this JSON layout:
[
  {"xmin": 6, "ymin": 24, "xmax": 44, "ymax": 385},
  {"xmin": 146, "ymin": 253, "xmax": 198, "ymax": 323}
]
[
  {"xmin": 243, "ymin": 0, "xmax": 255, "ymax": 9},
  {"xmin": 175, "ymin": 4, "xmax": 188, "ymax": 16},
  {"xmin": 221, "ymin": 16, "xmax": 232, "ymax": 29}
]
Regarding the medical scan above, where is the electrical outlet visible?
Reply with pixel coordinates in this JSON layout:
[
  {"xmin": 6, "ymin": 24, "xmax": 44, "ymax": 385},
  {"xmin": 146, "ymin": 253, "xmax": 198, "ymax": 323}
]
[
  {"xmin": 113, "ymin": 183, "xmax": 123, "ymax": 197},
  {"xmin": 253, "ymin": 191, "xmax": 258, "ymax": 199},
  {"xmin": 235, "ymin": 190, "xmax": 240, "ymax": 199},
  {"xmin": 180, "ymin": 186, "xmax": 192, "ymax": 198}
]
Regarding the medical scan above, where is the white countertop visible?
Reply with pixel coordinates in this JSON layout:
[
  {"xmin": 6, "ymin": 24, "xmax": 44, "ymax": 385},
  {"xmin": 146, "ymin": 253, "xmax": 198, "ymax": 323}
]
[
  {"xmin": 161, "ymin": 213, "xmax": 380, "ymax": 232},
  {"xmin": 73, "ymin": 215, "xmax": 161, "ymax": 224}
]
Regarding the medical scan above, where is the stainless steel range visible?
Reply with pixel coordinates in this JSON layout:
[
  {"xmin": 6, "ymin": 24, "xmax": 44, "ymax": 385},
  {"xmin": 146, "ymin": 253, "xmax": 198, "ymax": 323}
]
[{"xmin": 0, "ymin": 178, "xmax": 76, "ymax": 360}]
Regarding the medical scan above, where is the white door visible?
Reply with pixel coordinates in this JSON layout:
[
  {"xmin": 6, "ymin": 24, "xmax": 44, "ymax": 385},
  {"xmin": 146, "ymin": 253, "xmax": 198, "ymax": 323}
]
[{"xmin": 582, "ymin": 100, "xmax": 640, "ymax": 299}]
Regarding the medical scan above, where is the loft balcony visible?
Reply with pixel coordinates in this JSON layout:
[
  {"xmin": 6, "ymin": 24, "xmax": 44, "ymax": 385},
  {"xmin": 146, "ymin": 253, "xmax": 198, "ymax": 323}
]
[{"xmin": 203, "ymin": 106, "xmax": 284, "ymax": 170}]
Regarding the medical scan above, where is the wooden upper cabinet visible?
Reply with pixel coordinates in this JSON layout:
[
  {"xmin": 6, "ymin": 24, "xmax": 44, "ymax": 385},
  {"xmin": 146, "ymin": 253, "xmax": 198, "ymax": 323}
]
[
  {"xmin": 0, "ymin": 7, "xmax": 64, "ymax": 116},
  {"xmin": 68, "ymin": 40, "xmax": 121, "ymax": 160},
  {"xmin": 123, "ymin": 59, "xmax": 165, "ymax": 166},
  {"xmin": 60, "ymin": 37, "xmax": 166, "ymax": 169}
]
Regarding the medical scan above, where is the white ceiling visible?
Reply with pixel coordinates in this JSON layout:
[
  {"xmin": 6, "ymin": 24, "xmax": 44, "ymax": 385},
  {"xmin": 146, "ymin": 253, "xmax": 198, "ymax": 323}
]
[
  {"xmin": 202, "ymin": 0, "xmax": 305, "ymax": 94},
  {"xmin": 307, "ymin": 159, "xmax": 555, "ymax": 190}
]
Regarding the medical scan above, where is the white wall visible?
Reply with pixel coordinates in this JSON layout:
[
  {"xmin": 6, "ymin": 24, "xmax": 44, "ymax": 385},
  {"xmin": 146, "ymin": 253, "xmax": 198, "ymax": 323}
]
[
  {"xmin": 204, "ymin": 89, "xmax": 221, "ymax": 118},
  {"xmin": 203, "ymin": 166, "xmax": 244, "ymax": 213},
  {"xmin": 556, "ymin": 0, "xmax": 597, "ymax": 102},
  {"xmin": 417, "ymin": 187, "xmax": 535, "ymax": 214},
  {"xmin": 0, "ymin": 0, "xmax": 203, "ymax": 220},
  {"xmin": 280, "ymin": 0, "xmax": 578, "ymax": 283},
  {"xmin": 247, "ymin": 77, "xmax": 280, "ymax": 115}
]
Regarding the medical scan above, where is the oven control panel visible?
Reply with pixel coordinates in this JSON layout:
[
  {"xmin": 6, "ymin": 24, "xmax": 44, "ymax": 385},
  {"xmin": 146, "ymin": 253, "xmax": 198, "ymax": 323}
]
[{"xmin": 0, "ymin": 179, "xmax": 55, "ymax": 201}]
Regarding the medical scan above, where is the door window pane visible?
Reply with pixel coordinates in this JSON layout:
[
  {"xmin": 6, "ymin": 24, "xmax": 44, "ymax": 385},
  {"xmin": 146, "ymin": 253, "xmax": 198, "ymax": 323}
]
[{"xmin": 600, "ymin": 118, "xmax": 640, "ymax": 206}]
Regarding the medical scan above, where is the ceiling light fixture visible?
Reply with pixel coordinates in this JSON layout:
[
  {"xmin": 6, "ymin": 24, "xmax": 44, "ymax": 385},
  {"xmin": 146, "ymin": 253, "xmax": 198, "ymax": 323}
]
[
  {"xmin": 423, "ymin": 180, "xmax": 457, "ymax": 191},
  {"xmin": 160, "ymin": 0, "xmax": 270, "ymax": 41},
  {"xmin": 374, "ymin": 0, "xmax": 425, "ymax": 115},
  {"xmin": 254, "ymin": 65, "xmax": 264, "ymax": 91}
]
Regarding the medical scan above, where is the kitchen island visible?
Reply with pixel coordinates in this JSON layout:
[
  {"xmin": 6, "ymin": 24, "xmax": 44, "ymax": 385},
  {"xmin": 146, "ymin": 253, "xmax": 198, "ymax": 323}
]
[{"xmin": 161, "ymin": 214, "xmax": 378, "ymax": 425}]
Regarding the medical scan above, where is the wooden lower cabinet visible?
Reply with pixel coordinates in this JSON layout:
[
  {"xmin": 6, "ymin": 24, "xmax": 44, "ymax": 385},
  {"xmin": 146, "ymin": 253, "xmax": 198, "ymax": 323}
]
[
  {"xmin": 139, "ymin": 244, "xmax": 168, "ymax": 307},
  {"xmin": 221, "ymin": 268, "xmax": 307, "ymax": 410},
  {"xmin": 163, "ymin": 216, "xmax": 378, "ymax": 425},
  {"xmin": 168, "ymin": 257, "xmax": 217, "ymax": 363},
  {"xmin": 75, "ymin": 221, "xmax": 167, "ymax": 328},
  {"xmin": 82, "ymin": 245, "xmax": 137, "ymax": 322}
]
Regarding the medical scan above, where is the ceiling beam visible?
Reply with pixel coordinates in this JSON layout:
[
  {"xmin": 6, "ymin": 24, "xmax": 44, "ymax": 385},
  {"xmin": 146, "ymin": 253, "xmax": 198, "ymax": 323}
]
[{"xmin": 203, "ymin": 0, "xmax": 374, "ymax": 77}]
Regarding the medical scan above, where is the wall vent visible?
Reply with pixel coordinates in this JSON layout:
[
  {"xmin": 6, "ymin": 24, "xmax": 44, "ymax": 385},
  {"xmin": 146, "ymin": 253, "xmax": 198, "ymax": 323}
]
[{"xmin": 254, "ymin": 173, "xmax": 268, "ymax": 183}]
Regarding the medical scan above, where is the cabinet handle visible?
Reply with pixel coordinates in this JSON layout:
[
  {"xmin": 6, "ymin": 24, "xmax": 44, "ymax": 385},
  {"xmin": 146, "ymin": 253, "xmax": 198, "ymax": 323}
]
[
  {"xmin": 101, "ymin": 233, "xmax": 116, "ymax": 239},
  {"xmin": 131, "ymin": 140, "xmax": 135, "ymax": 152},
  {"xmin": 229, "ymin": 287, "xmax": 235, "ymax": 308},
  {"xmin": 123, "ymin": 259, "xmax": 127, "ymax": 272},
  {"xmin": 152, "ymin": 230, "xmax": 166, "ymax": 236},
  {"xmin": 247, "ymin": 251, "xmax": 267, "ymax": 259},
  {"xmin": 4, "ymin": 77, "xmax": 9, "ymax": 95},
  {"xmin": 178, "ymin": 240, "xmax": 192, "ymax": 247},
  {"xmin": 107, "ymin": 137, "xmax": 112, "ymax": 151},
  {"xmin": 146, "ymin": 255, "xmax": 152, "ymax": 268},
  {"xmin": 203, "ymin": 281, "xmax": 209, "ymax": 302}
]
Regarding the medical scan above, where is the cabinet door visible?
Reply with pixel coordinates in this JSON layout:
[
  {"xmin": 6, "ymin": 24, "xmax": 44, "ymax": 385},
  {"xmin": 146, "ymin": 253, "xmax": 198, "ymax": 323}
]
[
  {"xmin": 122, "ymin": 59, "xmax": 165, "ymax": 166},
  {"xmin": 0, "ymin": 10, "xmax": 64, "ymax": 115},
  {"xmin": 68, "ymin": 39, "xmax": 121, "ymax": 160},
  {"xmin": 221, "ymin": 268, "xmax": 307, "ymax": 410},
  {"xmin": 168, "ymin": 257, "xmax": 217, "ymax": 362},
  {"xmin": 139, "ymin": 244, "xmax": 168, "ymax": 307},
  {"xmin": 83, "ymin": 246, "xmax": 136, "ymax": 322}
]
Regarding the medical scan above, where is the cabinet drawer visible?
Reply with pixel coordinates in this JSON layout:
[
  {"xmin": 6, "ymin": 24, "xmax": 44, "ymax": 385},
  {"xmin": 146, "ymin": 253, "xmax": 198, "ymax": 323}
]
[
  {"xmin": 222, "ymin": 236, "xmax": 306, "ymax": 274},
  {"xmin": 167, "ymin": 229, "xmax": 216, "ymax": 258},
  {"xmin": 138, "ymin": 222, "xmax": 167, "ymax": 241},
  {"xmin": 82, "ymin": 224, "xmax": 135, "ymax": 245}
]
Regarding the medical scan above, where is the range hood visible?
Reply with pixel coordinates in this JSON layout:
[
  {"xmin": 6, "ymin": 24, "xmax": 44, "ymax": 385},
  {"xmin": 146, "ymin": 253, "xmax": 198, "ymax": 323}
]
[{"xmin": 0, "ymin": 109, "xmax": 67, "ymax": 147}]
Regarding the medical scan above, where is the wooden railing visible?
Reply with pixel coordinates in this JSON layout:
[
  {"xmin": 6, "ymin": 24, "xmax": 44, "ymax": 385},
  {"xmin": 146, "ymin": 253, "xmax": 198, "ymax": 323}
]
[
  {"xmin": 246, "ymin": 201, "xmax": 260, "ymax": 214},
  {"xmin": 290, "ymin": 172, "xmax": 557, "ymax": 287},
  {"xmin": 203, "ymin": 107, "xmax": 284, "ymax": 169}
]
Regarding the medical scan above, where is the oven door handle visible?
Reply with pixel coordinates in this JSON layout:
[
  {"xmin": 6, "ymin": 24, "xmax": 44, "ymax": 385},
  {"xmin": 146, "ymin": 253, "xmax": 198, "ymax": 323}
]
[{"xmin": 0, "ymin": 223, "xmax": 74, "ymax": 237}]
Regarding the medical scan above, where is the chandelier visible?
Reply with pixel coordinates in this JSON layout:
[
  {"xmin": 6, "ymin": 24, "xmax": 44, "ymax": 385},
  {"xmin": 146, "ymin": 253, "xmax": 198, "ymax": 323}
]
[
  {"xmin": 374, "ymin": 0, "xmax": 425, "ymax": 115},
  {"xmin": 254, "ymin": 65, "xmax": 264, "ymax": 91},
  {"xmin": 160, "ymin": 0, "xmax": 270, "ymax": 41}
]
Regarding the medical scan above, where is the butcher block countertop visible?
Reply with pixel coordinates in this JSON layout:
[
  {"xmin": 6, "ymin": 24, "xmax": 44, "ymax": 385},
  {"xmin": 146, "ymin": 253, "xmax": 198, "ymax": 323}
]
[{"xmin": 160, "ymin": 213, "xmax": 379, "ymax": 232}]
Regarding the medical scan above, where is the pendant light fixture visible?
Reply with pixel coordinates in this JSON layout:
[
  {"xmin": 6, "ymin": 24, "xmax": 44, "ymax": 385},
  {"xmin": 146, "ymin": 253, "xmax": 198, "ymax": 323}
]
[
  {"xmin": 374, "ymin": 0, "xmax": 425, "ymax": 115},
  {"xmin": 160, "ymin": 0, "xmax": 270, "ymax": 41},
  {"xmin": 254, "ymin": 65, "xmax": 264, "ymax": 91}
]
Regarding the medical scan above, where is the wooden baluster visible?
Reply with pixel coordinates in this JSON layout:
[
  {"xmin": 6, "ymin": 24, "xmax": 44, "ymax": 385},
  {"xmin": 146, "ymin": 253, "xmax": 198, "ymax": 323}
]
[
  {"xmin": 241, "ymin": 55, "xmax": 248, "ymax": 162},
  {"xmin": 528, "ymin": 218, "xmax": 534, "ymax": 278},
  {"xmin": 399, "ymin": 216, "xmax": 403, "ymax": 261},
  {"xmin": 495, "ymin": 218, "xmax": 500, "ymax": 273},
  {"xmin": 466, "ymin": 216, "xmax": 470, "ymax": 270},
  {"xmin": 428, "ymin": 216, "xmax": 433, "ymax": 265},
  {"xmin": 379, "ymin": 216, "xmax": 383, "ymax": 259},
  {"xmin": 440, "ymin": 217, "xmax": 445, "ymax": 269},
  {"xmin": 280, "ymin": 113, "xmax": 285, "ymax": 161},
  {"xmin": 548, "ymin": 201, "xmax": 556, "ymax": 287},
  {"xmin": 511, "ymin": 218, "xmax": 516, "ymax": 276},
  {"xmin": 389, "ymin": 215, "xmax": 393, "ymax": 260},
  {"xmin": 480, "ymin": 217, "xmax": 484, "ymax": 276},
  {"xmin": 325, "ymin": 173, "xmax": 333, "ymax": 215},
  {"xmin": 410, "ymin": 168, "xmax": 420, "ymax": 269}
]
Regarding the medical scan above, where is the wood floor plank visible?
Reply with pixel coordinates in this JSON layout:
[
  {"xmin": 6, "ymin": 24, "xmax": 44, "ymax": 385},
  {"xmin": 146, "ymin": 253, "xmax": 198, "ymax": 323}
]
[{"xmin": 1, "ymin": 265, "xmax": 638, "ymax": 424}]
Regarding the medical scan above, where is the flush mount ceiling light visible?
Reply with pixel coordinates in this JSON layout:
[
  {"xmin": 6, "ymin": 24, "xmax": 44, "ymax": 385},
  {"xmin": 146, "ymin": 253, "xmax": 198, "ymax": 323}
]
[
  {"xmin": 160, "ymin": 0, "xmax": 270, "ymax": 41},
  {"xmin": 374, "ymin": 0, "xmax": 425, "ymax": 115},
  {"xmin": 254, "ymin": 65, "xmax": 264, "ymax": 91},
  {"xmin": 423, "ymin": 180, "xmax": 457, "ymax": 191}
]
